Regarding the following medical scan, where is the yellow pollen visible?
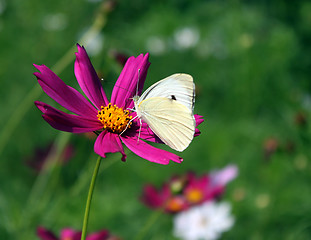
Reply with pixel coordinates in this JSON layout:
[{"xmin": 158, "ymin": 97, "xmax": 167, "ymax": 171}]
[
  {"xmin": 97, "ymin": 103, "xmax": 132, "ymax": 134},
  {"xmin": 185, "ymin": 189, "xmax": 203, "ymax": 203}
]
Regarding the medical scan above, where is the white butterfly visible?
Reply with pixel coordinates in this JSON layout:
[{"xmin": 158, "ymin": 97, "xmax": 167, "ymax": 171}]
[{"xmin": 133, "ymin": 73, "xmax": 196, "ymax": 152}]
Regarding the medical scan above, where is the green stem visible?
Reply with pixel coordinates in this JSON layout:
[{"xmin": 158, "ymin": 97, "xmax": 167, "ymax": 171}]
[
  {"xmin": 81, "ymin": 155, "xmax": 102, "ymax": 240},
  {"xmin": 134, "ymin": 209, "xmax": 164, "ymax": 240}
]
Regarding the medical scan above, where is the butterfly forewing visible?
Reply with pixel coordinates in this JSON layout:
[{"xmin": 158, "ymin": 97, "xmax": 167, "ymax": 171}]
[
  {"xmin": 138, "ymin": 74, "xmax": 195, "ymax": 112},
  {"xmin": 138, "ymin": 97, "xmax": 195, "ymax": 151}
]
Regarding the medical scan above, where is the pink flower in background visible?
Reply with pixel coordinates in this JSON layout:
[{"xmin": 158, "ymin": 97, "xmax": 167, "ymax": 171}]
[
  {"xmin": 141, "ymin": 165, "xmax": 238, "ymax": 213},
  {"xmin": 26, "ymin": 143, "xmax": 74, "ymax": 172},
  {"xmin": 34, "ymin": 44, "xmax": 203, "ymax": 164},
  {"xmin": 209, "ymin": 164, "xmax": 238, "ymax": 187},
  {"xmin": 141, "ymin": 184, "xmax": 171, "ymax": 209},
  {"xmin": 183, "ymin": 173, "xmax": 223, "ymax": 205},
  {"xmin": 109, "ymin": 50, "xmax": 129, "ymax": 66},
  {"xmin": 165, "ymin": 195, "xmax": 189, "ymax": 213},
  {"xmin": 37, "ymin": 227, "xmax": 110, "ymax": 240},
  {"xmin": 141, "ymin": 183, "xmax": 189, "ymax": 213},
  {"xmin": 262, "ymin": 137, "xmax": 279, "ymax": 160}
]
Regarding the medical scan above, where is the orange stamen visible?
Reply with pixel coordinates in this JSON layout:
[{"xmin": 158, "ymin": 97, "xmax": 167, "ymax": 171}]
[{"xmin": 97, "ymin": 103, "xmax": 132, "ymax": 134}]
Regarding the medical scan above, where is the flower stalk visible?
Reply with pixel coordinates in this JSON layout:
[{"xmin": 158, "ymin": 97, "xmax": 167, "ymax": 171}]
[
  {"xmin": 81, "ymin": 155, "xmax": 102, "ymax": 240},
  {"xmin": 134, "ymin": 208, "xmax": 163, "ymax": 240}
]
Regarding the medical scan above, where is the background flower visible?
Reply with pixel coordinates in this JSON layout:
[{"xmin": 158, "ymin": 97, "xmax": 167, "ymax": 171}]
[
  {"xmin": 141, "ymin": 165, "xmax": 238, "ymax": 213},
  {"xmin": 25, "ymin": 142, "xmax": 74, "ymax": 172},
  {"xmin": 37, "ymin": 226, "xmax": 110, "ymax": 240},
  {"xmin": 173, "ymin": 201, "xmax": 234, "ymax": 240}
]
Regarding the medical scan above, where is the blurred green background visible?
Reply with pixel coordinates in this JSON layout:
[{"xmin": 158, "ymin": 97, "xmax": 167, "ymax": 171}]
[{"xmin": 1, "ymin": 0, "xmax": 311, "ymax": 239}]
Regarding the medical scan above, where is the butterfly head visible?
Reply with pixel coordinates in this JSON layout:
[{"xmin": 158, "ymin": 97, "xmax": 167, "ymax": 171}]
[
  {"xmin": 132, "ymin": 95, "xmax": 140, "ymax": 103},
  {"xmin": 132, "ymin": 95, "xmax": 141, "ymax": 114}
]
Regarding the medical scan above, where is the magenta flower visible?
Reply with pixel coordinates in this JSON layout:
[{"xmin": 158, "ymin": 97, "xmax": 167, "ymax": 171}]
[
  {"xmin": 183, "ymin": 173, "xmax": 223, "ymax": 204},
  {"xmin": 34, "ymin": 44, "xmax": 203, "ymax": 164},
  {"xmin": 141, "ymin": 183, "xmax": 171, "ymax": 209},
  {"xmin": 141, "ymin": 183, "xmax": 189, "ymax": 213},
  {"xmin": 141, "ymin": 165, "xmax": 238, "ymax": 213},
  {"xmin": 37, "ymin": 226, "xmax": 110, "ymax": 240},
  {"xmin": 141, "ymin": 175, "xmax": 189, "ymax": 213}
]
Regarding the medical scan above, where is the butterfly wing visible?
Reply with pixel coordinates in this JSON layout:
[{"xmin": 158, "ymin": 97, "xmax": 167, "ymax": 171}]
[
  {"xmin": 138, "ymin": 74, "xmax": 195, "ymax": 112},
  {"xmin": 138, "ymin": 97, "xmax": 195, "ymax": 152}
]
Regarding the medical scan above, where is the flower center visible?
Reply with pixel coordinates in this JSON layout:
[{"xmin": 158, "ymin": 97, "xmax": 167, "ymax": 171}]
[
  {"xmin": 166, "ymin": 197, "xmax": 186, "ymax": 212},
  {"xmin": 185, "ymin": 189, "xmax": 204, "ymax": 204},
  {"xmin": 97, "ymin": 103, "xmax": 132, "ymax": 134}
]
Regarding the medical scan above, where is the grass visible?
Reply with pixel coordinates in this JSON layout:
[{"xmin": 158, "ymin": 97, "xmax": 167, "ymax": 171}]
[{"xmin": 1, "ymin": 0, "xmax": 311, "ymax": 239}]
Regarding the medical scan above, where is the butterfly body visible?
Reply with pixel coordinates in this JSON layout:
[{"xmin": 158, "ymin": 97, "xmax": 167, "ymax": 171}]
[{"xmin": 133, "ymin": 74, "xmax": 195, "ymax": 152}]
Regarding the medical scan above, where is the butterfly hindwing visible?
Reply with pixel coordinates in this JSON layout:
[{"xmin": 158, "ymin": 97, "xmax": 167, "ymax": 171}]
[{"xmin": 138, "ymin": 97, "xmax": 195, "ymax": 151}]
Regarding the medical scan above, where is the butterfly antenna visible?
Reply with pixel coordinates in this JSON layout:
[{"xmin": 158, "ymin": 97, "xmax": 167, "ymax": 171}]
[{"xmin": 136, "ymin": 69, "xmax": 141, "ymax": 96}]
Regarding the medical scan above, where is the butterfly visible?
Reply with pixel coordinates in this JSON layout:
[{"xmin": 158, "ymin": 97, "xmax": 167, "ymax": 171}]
[{"xmin": 133, "ymin": 73, "xmax": 196, "ymax": 152}]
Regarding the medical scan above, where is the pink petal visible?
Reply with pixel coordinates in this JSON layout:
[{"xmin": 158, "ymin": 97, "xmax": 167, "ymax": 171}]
[
  {"xmin": 126, "ymin": 120, "xmax": 163, "ymax": 144},
  {"xmin": 195, "ymin": 114, "xmax": 204, "ymax": 126},
  {"xmin": 138, "ymin": 127, "xmax": 163, "ymax": 143},
  {"xmin": 35, "ymin": 101, "xmax": 102, "ymax": 133},
  {"xmin": 94, "ymin": 131, "xmax": 126, "ymax": 161},
  {"xmin": 141, "ymin": 184, "xmax": 171, "ymax": 209},
  {"xmin": 86, "ymin": 230, "xmax": 109, "ymax": 240},
  {"xmin": 37, "ymin": 226, "xmax": 58, "ymax": 240},
  {"xmin": 34, "ymin": 64, "xmax": 97, "ymax": 117},
  {"xmin": 210, "ymin": 164, "xmax": 238, "ymax": 187},
  {"xmin": 129, "ymin": 115, "xmax": 203, "ymax": 143},
  {"xmin": 60, "ymin": 228, "xmax": 81, "ymax": 240},
  {"xmin": 74, "ymin": 44, "xmax": 109, "ymax": 109},
  {"xmin": 111, "ymin": 53, "xmax": 150, "ymax": 109},
  {"xmin": 120, "ymin": 136, "xmax": 182, "ymax": 165},
  {"xmin": 194, "ymin": 114, "xmax": 204, "ymax": 137}
]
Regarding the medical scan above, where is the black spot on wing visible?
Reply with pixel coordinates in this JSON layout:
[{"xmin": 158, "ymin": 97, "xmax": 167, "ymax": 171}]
[{"xmin": 171, "ymin": 95, "xmax": 177, "ymax": 100}]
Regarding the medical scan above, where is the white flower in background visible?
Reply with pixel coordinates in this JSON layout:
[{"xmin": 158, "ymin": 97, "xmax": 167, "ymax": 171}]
[
  {"xmin": 174, "ymin": 27, "xmax": 200, "ymax": 50},
  {"xmin": 84, "ymin": 33, "xmax": 104, "ymax": 56},
  {"xmin": 145, "ymin": 36, "xmax": 166, "ymax": 55},
  {"xmin": 197, "ymin": 31, "xmax": 228, "ymax": 59},
  {"xmin": 42, "ymin": 13, "xmax": 67, "ymax": 31},
  {"xmin": 173, "ymin": 201, "xmax": 234, "ymax": 240},
  {"xmin": 302, "ymin": 94, "xmax": 311, "ymax": 109},
  {"xmin": 0, "ymin": 0, "xmax": 6, "ymax": 15}
]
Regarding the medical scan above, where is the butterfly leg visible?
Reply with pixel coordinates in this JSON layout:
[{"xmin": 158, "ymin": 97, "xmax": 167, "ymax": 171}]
[
  {"xmin": 137, "ymin": 118, "xmax": 142, "ymax": 144},
  {"xmin": 119, "ymin": 115, "xmax": 138, "ymax": 136}
]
